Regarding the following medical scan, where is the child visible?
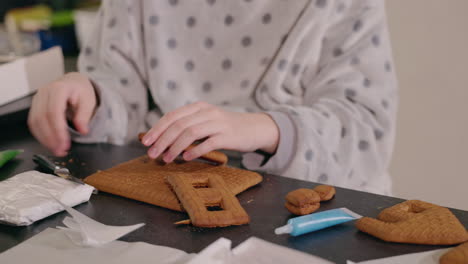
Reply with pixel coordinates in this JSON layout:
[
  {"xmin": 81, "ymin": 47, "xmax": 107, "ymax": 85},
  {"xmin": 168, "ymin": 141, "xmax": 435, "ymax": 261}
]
[{"xmin": 28, "ymin": 0, "xmax": 397, "ymax": 195}]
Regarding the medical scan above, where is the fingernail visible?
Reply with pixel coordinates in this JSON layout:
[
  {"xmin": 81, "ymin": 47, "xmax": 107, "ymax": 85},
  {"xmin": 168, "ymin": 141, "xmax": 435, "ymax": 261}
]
[
  {"xmin": 183, "ymin": 152, "xmax": 192, "ymax": 161},
  {"xmin": 143, "ymin": 137, "xmax": 151, "ymax": 146},
  {"xmin": 149, "ymin": 148, "xmax": 158, "ymax": 159},
  {"xmin": 163, "ymin": 154, "xmax": 172, "ymax": 163}
]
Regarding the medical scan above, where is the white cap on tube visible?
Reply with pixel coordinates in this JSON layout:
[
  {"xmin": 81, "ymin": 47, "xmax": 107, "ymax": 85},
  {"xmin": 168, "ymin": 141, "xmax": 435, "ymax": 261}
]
[{"xmin": 274, "ymin": 224, "xmax": 293, "ymax": 235}]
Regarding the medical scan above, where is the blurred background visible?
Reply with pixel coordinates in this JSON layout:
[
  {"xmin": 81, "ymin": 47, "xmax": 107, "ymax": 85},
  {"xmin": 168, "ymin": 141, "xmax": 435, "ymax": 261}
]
[{"xmin": 0, "ymin": 1, "xmax": 466, "ymax": 210}]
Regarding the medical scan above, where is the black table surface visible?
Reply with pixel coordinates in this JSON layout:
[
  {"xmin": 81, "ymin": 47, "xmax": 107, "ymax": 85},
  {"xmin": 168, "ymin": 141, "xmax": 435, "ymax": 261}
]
[{"xmin": 0, "ymin": 123, "xmax": 467, "ymax": 264}]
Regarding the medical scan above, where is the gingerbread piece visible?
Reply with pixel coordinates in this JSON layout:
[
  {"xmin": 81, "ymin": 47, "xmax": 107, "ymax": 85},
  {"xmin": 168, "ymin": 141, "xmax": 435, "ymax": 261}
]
[
  {"xmin": 285, "ymin": 188, "xmax": 321, "ymax": 215},
  {"xmin": 356, "ymin": 200, "xmax": 468, "ymax": 245},
  {"xmin": 440, "ymin": 241, "xmax": 468, "ymax": 264},
  {"xmin": 313, "ymin": 185, "xmax": 336, "ymax": 201},
  {"xmin": 167, "ymin": 173, "xmax": 249, "ymax": 227},
  {"xmin": 138, "ymin": 132, "xmax": 227, "ymax": 165},
  {"xmin": 84, "ymin": 156, "xmax": 262, "ymax": 211}
]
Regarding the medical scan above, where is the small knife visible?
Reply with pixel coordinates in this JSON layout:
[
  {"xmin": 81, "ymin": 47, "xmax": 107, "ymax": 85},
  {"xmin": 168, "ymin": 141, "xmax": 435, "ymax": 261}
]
[{"xmin": 32, "ymin": 154, "xmax": 85, "ymax": 185}]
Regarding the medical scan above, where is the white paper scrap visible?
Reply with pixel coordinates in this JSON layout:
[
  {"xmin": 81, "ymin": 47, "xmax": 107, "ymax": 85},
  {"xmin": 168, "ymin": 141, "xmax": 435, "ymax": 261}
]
[
  {"xmin": 0, "ymin": 228, "xmax": 192, "ymax": 264},
  {"xmin": 57, "ymin": 203, "xmax": 145, "ymax": 247}
]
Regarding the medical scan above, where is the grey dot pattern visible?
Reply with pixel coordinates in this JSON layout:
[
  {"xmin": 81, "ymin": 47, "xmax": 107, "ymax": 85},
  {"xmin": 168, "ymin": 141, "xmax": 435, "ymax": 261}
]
[
  {"xmin": 353, "ymin": 20, "xmax": 362, "ymax": 32},
  {"xmin": 358, "ymin": 140, "xmax": 370, "ymax": 151},
  {"xmin": 385, "ymin": 61, "xmax": 392, "ymax": 72},
  {"xmin": 221, "ymin": 100, "xmax": 230, "ymax": 106},
  {"xmin": 202, "ymin": 81, "xmax": 212, "ymax": 93},
  {"xmin": 120, "ymin": 78, "xmax": 128, "ymax": 86},
  {"xmin": 207, "ymin": 0, "xmax": 216, "ymax": 5},
  {"xmin": 245, "ymin": 107, "xmax": 254, "ymax": 113},
  {"xmin": 345, "ymin": 88, "xmax": 356, "ymax": 98},
  {"xmin": 305, "ymin": 149, "xmax": 314, "ymax": 161},
  {"xmin": 348, "ymin": 170, "xmax": 354, "ymax": 179},
  {"xmin": 321, "ymin": 111, "xmax": 330, "ymax": 118},
  {"xmin": 363, "ymin": 78, "xmax": 371, "ymax": 88},
  {"xmin": 382, "ymin": 99, "xmax": 389, "ymax": 109},
  {"xmin": 222, "ymin": 59, "xmax": 232, "ymax": 70},
  {"xmin": 108, "ymin": 18, "xmax": 117, "ymax": 28},
  {"xmin": 204, "ymin": 37, "xmax": 214, "ymax": 49},
  {"xmin": 291, "ymin": 64, "xmax": 300, "ymax": 76},
  {"xmin": 130, "ymin": 103, "xmax": 139, "ymax": 110},
  {"xmin": 372, "ymin": 35, "xmax": 380, "ymax": 47},
  {"xmin": 333, "ymin": 48, "xmax": 343, "ymax": 57},
  {"xmin": 168, "ymin": 0, "xmax": 178, "ymax": 6},
  {"xmin": 149, "ymin": 57, "xmax": 158, "ymax": 69},
  {"xmin": 149, "ymin": 15, "xmax": 159, "ymax": 25},
  {"xmin": 332, "ymin": 153, "xmax": 339, "ymax": 163},
  {"xmin": 341, "ymin": 127, "xmax": 347, "ymax": 138},
  {"xmin": 240, "ymin": 79, "xmax": 250, "ymax": 89},
  {"xmin": 86, "ymin": 66, "xmax": 95, "ymax": 72},
  {"xmin": 225, "ymin": 15, "xmax": 234, "ymax": 26},
  {"xmin": 262, "ymin": 13, "xmax": 272, "ymax": 24},
  {"xmin": 337, "ymin": 2, "xmax": 345, "ymax": 13},
  {"xmin": 241, "ymin": 36, "xmax": 252, "ymax": 47},
  {"xmin": 167, "ymin": 38, "xmax": 177, "ymax": 49},
  {"xmin": 278, "ymin": 59, "xmax": 288, "ymax": 71},
  {"xmin": 167, "ymin": 80, "xmax": 177, "ymax": 90},
  {"xmin": 316, "ymin": 0, "xmax": 327, "ymax": 8},
  {"xmin": 84, "ymin": 46, "xmax": 92, "ymax": 56},
  {"xmin": 351, "ymin": 57, "xmax": 360, "ymax": 65},
  {"xmin": 318, "ymin": 173, "xmax": 328, "ymax": 183},
  {"xmin": 185, "ymin": 60, "xmax": 195, "ymax": 71},
  {"xmin": 374, "ymin": 129, "xmax": 384, "ymax": 140},
  {"xmin": 260, "ymin": 83, "xmax": 268, "ymax": 93},
  {"xmin": 187, "ymin": 16, "xmax": 196, "ymax": 28},
  {"xmin": 107, "ymin": 108, "xmax": 112, "ymax": 119}
]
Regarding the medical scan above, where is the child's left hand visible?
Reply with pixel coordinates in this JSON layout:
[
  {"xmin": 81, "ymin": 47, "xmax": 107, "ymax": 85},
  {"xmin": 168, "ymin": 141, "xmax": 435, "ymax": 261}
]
[{"xmin": 141, "ymin": 102, "xmax": 279, "ymax": 163}]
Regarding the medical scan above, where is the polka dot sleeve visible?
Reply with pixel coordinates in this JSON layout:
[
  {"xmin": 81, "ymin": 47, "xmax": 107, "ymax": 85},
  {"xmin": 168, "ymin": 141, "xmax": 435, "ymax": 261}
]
[
  {"xmin": 245, "ymin": 0, "xmax": 397, "ymax": 195},
  {"xmin": 73, "ymin": 0, "xmax": 149, "ymax": 145}
]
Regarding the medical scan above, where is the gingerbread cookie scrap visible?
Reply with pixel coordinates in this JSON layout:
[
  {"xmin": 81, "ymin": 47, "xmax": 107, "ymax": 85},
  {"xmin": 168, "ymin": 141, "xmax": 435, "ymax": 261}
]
[
  {"xmin": 167, "ymin": 173, "xmax": 249, "ymax": 227},
  {"xmin": 356, "ymin": 200, "xmax": 468, "ymax": 245}
]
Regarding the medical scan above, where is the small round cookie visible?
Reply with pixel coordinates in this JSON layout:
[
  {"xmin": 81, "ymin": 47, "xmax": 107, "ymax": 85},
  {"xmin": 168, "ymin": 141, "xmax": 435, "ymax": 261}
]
[
  {"xmin": 286, "ymin": 188, "xmax": 321, "ymax": 207},
  {"xmin": 285, "ymin": 188, "xmax": 321, "ymax": 215},
  {"xmin": 313, "ymin": 185, "xmax": 336, "ymax": 201},
  {"xmin": 285, "ymin": 201, "xmax": 320, "ymax": 216}
]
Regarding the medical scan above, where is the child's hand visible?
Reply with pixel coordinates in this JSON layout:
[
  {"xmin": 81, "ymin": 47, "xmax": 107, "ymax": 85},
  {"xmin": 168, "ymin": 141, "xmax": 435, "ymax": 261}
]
[
  {"xmin": 28, "ymin": 72, "xmax": 97, "ymax": 156},
  {"xmin": 141, "ymin": 102, "xmax": 280, "ymax": 163}
]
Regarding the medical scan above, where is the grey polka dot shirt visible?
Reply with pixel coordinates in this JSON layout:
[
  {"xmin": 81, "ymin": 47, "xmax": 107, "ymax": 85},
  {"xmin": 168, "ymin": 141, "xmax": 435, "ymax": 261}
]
[{"xmin": 75, "ymin": 0, "xmax": 397, "ymax": 195}]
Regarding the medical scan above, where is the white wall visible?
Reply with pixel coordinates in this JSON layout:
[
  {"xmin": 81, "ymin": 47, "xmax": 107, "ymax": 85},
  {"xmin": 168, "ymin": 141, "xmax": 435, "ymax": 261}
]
[{"xmin": 385, "ymin": 1, "xmax": 468, "ymax": 210}]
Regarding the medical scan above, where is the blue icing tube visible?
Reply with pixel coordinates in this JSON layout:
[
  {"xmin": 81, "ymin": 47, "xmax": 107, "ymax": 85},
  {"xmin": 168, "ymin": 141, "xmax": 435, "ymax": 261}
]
[{"xmin": 275, "ymin": 208, "xmax": 362, "ymax": 236}]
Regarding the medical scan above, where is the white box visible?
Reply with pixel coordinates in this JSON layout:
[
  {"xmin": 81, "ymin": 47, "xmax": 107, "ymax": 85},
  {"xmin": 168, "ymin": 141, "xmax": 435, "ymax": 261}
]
[{"xmin": 0, "ymin": 46, "xmax": 64, "ymax": 106}]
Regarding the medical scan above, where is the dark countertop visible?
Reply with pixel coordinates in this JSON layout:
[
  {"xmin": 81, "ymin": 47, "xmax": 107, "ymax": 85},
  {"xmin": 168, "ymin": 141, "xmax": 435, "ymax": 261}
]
[{"xmin": 1, "ymin": 122, "xmax": 467, "ymax": 264}]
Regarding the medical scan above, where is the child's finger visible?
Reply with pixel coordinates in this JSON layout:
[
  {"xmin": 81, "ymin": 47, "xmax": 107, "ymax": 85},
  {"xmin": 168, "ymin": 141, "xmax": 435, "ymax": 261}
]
[
  {"xmin": 46, "ymin": 88, "xmax": 71, "ymax": 152},
  {"xmin": 162, "ymin": 121, "xmax": 220, "ymax": 163},
  {"xmin": 72, "ymin": 91, "xmax": 96, "ymax": 135},
  {"xmin": 182, "ymin": 135, "xmax": 223, "ymax": 161},
  {"xmin": 147, "ymin": 110, "xmax": 211, "ymax": 159},
  {"xmin": 142, "ymin": 101, "xmax": 209, "ymax": 146}
]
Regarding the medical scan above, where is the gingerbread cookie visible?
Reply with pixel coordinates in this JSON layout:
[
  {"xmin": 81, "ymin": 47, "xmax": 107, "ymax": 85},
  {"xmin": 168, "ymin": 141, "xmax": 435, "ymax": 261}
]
[
  {"xmin": 440, "ymin": 241, "xmax": 468, "ymax": 264},
  {"xmin": 313, "ymin": 185, "xmax": 336, "ymax": 201},
  {"xmin": 84, "ymin": 156, "xmax": 262, "ymax": 211},
  {"xmin": 356, "ymin": 200, "xmax": 468, "ymax": 245},
  {"xmin": 167, "ymin": 173, "xmax": 249, "ymax": 227},
  {"xmin": 285, "ymin": 188, "xmax": 321, "ymax": 215}
]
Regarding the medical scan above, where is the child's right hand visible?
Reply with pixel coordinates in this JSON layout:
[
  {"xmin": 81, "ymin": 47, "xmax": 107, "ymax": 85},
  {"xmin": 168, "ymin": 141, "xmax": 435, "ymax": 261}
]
[{"xmin": 28, "ymin": 72, "xmax": 98, "ymax": 157}]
